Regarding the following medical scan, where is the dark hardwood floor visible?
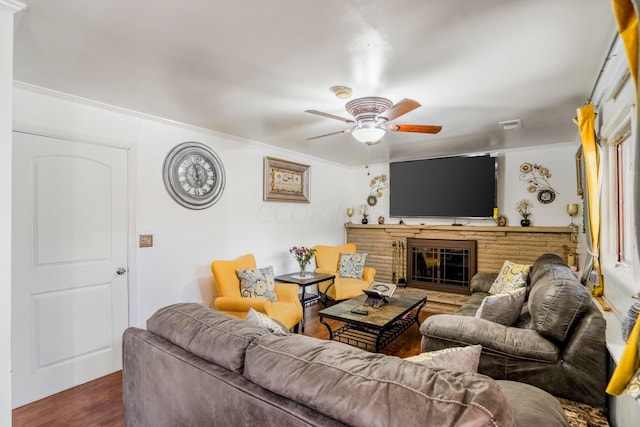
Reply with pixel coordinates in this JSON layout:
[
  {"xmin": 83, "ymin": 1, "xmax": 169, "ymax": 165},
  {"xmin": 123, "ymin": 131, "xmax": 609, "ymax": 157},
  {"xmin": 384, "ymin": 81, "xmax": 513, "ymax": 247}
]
[{"xmin": 12, "ymin": 302, "xmax": 434, "ymax": 426}]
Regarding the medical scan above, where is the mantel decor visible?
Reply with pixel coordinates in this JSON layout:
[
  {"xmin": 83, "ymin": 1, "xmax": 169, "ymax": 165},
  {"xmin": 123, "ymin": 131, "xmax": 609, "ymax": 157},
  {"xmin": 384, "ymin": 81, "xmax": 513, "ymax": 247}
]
[
  {"xmin": 519, "ymin": 162, "xmax": 557, "ymax": 204},
  {"xmin": 516, "ymin": 199, "xmax": 533, "ymax": 226},
  {"xmin": 263, "ymin": 157, "xmax": 310, "ymax": 202},
  {"xmin": 367, "ymin": 173, "xmax": 389, "ymax": 206}
]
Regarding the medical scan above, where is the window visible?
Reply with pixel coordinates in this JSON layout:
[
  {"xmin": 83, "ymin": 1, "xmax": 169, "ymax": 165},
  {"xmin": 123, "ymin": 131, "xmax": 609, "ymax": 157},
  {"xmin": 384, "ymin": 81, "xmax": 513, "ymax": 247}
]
[{"xmin": 613, "ymin": 127, "xmax": 634, "ymax": 265}]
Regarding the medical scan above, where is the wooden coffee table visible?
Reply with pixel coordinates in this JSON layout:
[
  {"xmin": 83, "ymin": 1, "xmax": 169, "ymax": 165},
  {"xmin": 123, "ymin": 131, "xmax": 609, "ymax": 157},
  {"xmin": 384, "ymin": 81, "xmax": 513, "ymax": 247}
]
[{"xmin": 318, "ymin": 288, "xmax": 427, "ymax": 352}]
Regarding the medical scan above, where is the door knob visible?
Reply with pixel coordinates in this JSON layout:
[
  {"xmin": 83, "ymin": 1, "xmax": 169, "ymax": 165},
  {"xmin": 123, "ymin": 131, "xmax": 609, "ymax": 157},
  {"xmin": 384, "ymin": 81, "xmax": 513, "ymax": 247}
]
[{"xmin": 116, "ymin": 267, "xmax": 127, "ymax": 275}]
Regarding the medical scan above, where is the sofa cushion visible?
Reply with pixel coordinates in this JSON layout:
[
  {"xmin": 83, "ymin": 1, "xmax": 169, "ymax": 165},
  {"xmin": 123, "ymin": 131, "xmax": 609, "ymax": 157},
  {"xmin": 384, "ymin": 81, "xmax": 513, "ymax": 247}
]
[
  {"xmin": 236, "ymin": 265, "xmax": 278, "ymax": 301},
  {"xmin": 244, "ymin": 333, "xmax": 515, "ymax": 427},
  {"xmin": 528, "ymin": 279, "xmax": 591, "ymax": 344},
  {"xmin": 498, "ymin": 380, "xmax": 570, "ymax": 427},
  {"xmin": 476, "ymin": 287, "xmax": 527, "ymax": 326},
  {"xmin": 404, "ymin": 345, "xmax": 482, "ymax": 373},
  {"xmin": 245, "ymin": 308, "xmax": 289, "ymax": 335},
  {"xmin": 489, "ymin": 260, "xmax": 531, "ymax": 295},
  {"xmin": 147, "ymin": 303, "xmax": 266, "ymax": 373},
  {"xmin": 338, "ymin": 252, "xmax": 367, "ymax": 279}
]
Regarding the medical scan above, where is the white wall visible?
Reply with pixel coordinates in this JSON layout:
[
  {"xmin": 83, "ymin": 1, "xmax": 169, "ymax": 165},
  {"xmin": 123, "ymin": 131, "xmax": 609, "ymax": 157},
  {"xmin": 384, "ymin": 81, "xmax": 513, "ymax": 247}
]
[
  {"xmin": 347, "ymin": 145, "xmax": 581, "ymax": 228},
  {"xmin": 13, "ymin": 85, "xmax": 351, "ymax": 326},
  {"xmin": 1, "ymin": 2, "xmax": 23, "ymax": 423}
]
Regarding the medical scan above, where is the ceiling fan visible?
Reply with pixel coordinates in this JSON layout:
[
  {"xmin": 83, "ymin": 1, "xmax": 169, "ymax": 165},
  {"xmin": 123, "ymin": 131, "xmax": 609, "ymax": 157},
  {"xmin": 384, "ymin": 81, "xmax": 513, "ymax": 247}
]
[{"xmin": 305, "ymin": 96, "xmax": 442, "ymax": 145}]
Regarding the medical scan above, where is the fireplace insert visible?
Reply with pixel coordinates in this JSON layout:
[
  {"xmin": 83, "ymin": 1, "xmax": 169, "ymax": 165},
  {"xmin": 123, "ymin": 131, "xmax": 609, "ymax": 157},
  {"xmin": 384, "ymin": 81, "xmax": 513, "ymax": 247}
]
[{"xmin": 407, "ymin": 238, "xmax": 476, "ymax": 294}]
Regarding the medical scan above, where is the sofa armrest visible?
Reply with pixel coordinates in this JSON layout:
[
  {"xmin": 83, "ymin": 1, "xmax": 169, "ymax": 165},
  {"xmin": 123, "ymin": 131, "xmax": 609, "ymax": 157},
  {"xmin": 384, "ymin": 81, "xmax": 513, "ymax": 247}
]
[
  {"xmin": 214, "ymin": 296, "xmax": 272, "ymax": 314},
  {"xmin": 420, "ymin": 314, "xmax": 559, "ymax": 363},
  {"xmin": 470, "ymin": 272, "xmax": 499, "ymax": 293}
]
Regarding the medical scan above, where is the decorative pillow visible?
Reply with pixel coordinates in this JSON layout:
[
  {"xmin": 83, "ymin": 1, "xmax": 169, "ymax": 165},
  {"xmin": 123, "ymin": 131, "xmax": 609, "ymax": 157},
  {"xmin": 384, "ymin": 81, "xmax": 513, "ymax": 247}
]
[
  {"xmin": 404, "ymin": 345, "xmax": 482, "ymax": 373},
  {"xmin": 245, "ymin": 308, "xmax": 289, "ymax": 336},
  {"xmin": 236, "ymin": 266, "xmax": 278, "ymax": 302},
  {"xmin": 475, "ymin": 287, "xmax": 526, "ymax": 326},
  {"xmin": 488, "ymin": 260, "xmax": 531, "ymax": 295},
  {"xmin": 338, "ymin": 253, "xmax": 367, "ymax": 279}
]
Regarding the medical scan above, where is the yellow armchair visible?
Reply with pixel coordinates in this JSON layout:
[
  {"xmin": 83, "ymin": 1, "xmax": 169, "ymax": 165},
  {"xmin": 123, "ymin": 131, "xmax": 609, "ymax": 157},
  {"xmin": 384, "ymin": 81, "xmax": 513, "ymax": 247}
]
[
  {"xmin": 314, "ymin": 244, "xmax": 376, "ymax": 302},
  {"xmin": 211, "ymin": 254, "xmax": 303, "ymax": 330}
]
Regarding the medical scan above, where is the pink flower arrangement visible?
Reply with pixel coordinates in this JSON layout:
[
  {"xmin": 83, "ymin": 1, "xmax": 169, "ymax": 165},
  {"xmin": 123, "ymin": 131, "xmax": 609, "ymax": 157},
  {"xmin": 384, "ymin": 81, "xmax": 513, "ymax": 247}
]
[{"xmin": 289, "ymin": 246, "xmax": 316, "ymax": 270}]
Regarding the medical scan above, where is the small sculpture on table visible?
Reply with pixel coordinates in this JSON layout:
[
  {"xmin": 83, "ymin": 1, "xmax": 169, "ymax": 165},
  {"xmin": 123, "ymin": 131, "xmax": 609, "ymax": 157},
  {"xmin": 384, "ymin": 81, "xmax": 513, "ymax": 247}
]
[{"xmin": 363, "ymin": 283, "xmax": 397, "ymax": 309}]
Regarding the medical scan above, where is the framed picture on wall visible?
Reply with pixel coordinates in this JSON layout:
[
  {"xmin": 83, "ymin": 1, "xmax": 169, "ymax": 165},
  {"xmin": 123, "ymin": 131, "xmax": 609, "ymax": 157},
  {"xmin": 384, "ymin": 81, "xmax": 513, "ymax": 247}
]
[
  {"xmin": 575, "ymin": 146, "xmax": 584, "ymax": 199},
  {"xmin": 263, "ymin": 156, "xmax": 310, "ymax": 202}
]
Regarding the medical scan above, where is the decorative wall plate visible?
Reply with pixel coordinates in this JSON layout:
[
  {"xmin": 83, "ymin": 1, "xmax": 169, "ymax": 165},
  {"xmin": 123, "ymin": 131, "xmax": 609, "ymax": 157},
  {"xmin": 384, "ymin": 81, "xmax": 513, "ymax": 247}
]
[
  {"xmin": 367, "ymin": 195, "xmax": 378, "ymax": 206},
  {"xmin": 537, "ymin": 189, "xmax": 555, "ymax": 204},
  {"xmin": 163, "ymin": 142, "xmax": 226, "ymax": 210}
]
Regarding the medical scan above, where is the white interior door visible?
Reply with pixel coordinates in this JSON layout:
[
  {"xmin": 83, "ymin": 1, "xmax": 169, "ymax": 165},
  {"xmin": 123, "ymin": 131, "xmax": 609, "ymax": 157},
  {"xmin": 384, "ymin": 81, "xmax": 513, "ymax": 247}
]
[{"xmin": 11, "ymin": 132, "xmax": 129, "ymax": 408}]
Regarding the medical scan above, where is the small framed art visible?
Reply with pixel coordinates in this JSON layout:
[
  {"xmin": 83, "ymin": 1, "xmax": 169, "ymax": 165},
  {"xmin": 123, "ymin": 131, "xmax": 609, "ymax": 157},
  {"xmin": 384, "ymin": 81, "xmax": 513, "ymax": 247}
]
[{"xmin": 263, "ymin": 156, "xmax": 310, "ymax": 202}]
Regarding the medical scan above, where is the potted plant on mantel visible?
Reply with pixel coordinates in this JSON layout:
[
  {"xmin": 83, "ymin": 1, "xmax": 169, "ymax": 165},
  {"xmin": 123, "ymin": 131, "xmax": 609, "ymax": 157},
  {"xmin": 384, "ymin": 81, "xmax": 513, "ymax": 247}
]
[
  {"xmin": 516, "ymin": 199, "xmax": 533, "ymax": 227},
  {"xmin": 359, "ymin": 204, "xmax": 369, "ymax": 224}
]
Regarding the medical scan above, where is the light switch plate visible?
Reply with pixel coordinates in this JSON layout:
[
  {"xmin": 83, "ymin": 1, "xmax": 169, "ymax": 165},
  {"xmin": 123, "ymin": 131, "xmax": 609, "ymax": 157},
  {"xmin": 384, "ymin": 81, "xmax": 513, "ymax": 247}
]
[{"xmin": 139, "ymin": 234, "xmax": 153, "ymax": 248}]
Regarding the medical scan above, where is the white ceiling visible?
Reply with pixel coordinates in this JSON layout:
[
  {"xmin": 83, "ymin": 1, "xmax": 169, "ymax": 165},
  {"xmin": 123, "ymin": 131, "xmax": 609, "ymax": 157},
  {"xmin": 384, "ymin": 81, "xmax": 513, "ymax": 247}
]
[{"xmin": 12, "ymin": 0, "xmax": 617, "ymax": 166}]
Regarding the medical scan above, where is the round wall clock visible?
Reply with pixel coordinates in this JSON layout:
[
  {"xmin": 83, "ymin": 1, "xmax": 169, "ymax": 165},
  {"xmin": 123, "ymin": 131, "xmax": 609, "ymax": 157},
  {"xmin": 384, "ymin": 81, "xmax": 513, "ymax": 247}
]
[
  {"xmin": 537, "ymin": 189, "xmax": 556, "ymax": 204},
  {"xmin": 162, "ymin": 142, "xmax": 226, "ymax": 210}
]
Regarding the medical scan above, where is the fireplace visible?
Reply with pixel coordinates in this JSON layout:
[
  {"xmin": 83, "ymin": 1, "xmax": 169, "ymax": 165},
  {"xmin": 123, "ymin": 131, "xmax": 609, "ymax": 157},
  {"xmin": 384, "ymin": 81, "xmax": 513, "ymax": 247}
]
[{"xmin": 407, "ymin": 238, "xmax": 476, "ymax": 295}]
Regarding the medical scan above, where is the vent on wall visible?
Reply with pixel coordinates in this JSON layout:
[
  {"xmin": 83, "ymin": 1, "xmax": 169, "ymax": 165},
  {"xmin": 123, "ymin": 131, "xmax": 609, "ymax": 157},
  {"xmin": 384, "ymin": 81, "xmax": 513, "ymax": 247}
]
[{"xmin": 499, "ymin": 119, "xmax": 522, "ymax": 130}]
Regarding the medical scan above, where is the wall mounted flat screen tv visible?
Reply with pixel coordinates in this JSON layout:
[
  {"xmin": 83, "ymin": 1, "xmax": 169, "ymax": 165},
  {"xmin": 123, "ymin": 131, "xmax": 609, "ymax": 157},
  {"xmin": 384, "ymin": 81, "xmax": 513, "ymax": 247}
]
[{"xmin": 389, "ymin": 154, "xmax": 497, "ymax": 218}]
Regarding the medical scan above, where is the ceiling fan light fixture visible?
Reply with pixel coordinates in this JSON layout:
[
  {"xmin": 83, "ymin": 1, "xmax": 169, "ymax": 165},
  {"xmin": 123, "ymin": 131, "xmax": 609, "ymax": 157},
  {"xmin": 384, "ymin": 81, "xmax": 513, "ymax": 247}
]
[
  {"xmin": 331, "ymin": 85, "xmax": 353, "ymax": 99},
  {"xmin": 352, "ymin": 126, "xmax": 385, "ymax": 144}
]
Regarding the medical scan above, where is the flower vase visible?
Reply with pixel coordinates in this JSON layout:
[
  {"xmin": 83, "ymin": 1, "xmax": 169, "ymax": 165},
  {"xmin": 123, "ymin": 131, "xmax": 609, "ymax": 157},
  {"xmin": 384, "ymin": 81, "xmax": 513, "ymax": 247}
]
[
  {"xmin": 361, "ymin": 217, "xmax": 368, "ymax": 224},
  {"xmin": 520, "ymin": 219, "xmax": 531, "ymax": 227},
  {"xmin": 298, "ymin": 262, "xmax": 309, "ymax": 277}
]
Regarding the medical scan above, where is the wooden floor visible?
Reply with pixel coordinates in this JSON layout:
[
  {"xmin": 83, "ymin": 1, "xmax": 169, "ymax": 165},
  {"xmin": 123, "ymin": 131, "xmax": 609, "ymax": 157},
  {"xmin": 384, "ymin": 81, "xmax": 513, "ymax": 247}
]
[{"xmin": 12, "ymin": 302, "xmax": 437, "ymax": 426}]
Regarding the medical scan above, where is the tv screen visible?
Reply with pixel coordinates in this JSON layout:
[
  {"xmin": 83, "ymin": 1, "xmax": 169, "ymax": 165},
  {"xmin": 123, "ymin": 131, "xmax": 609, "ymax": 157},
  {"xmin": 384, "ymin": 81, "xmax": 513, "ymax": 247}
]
[{"xmin": 389, "ymin": 154, "xmax": 497, "ymax": 218}]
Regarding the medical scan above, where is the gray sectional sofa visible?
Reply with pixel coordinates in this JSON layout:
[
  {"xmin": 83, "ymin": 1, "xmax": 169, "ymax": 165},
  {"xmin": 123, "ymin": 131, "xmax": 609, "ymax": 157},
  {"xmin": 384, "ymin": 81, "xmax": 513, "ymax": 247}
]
[
  {"xmin": 123, "ymin": 303, "xmax": 570, "ymax": 426},
  {"xmin": 420, "ymin": 253, "xmax": 607, "ymax": 407}
]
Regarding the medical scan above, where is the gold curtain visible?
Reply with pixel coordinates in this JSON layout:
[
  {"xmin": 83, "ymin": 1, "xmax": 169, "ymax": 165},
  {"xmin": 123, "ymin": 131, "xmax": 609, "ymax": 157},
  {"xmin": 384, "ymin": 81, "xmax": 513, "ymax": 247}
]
[
  {"xmin": 613, "ymin": 0, "xmax": 638, "ymax": 87},
  {"xmin": 575, "ymin": 104, "xmax": 604, "ymax": 296},
  {"xmin": 606, "ymin": 0, "xmax": 639, "ymax": 397}
]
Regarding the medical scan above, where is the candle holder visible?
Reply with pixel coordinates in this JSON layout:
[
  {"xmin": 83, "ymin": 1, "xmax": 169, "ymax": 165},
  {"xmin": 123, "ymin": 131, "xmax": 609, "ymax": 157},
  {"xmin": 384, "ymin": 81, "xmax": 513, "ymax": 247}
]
[
  {"xmin": 346, "ymin": 208, "xmax": 354, "ymax": 223},
  {"xmin": 567, "ymin": 203, "xmax": 579, "ymax": 232}
]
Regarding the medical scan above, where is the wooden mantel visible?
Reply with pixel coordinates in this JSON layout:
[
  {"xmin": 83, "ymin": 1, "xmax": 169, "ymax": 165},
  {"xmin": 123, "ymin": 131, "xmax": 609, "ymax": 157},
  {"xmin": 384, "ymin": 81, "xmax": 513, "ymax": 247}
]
[{"xmin": 345, "ymin": 224, "xmax": 577, "ymax": 284}]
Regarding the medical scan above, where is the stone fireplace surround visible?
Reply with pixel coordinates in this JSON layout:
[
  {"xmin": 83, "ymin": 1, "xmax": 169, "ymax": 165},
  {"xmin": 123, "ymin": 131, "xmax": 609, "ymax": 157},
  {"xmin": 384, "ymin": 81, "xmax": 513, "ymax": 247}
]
[{"xmin": 345, "ymin": 224, "xmax": 577, "ymax": 290}]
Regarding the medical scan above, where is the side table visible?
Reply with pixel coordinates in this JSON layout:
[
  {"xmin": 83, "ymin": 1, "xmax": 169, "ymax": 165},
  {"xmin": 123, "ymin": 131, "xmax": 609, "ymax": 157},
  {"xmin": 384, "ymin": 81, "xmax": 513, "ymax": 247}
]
[{"xmin": 275, "ymin": 272, "xmax": 335, "ymax": 332}]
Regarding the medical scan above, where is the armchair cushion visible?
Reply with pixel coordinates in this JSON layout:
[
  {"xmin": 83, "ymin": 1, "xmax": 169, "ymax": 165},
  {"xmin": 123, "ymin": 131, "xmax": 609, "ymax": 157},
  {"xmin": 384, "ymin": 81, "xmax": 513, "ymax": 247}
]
[
  {"xmin": 236, "ymin": 266, "xmax": 278, "ymax": 302},
  {"xmin": 488, "ymin": 260, "xmax": 531, "ymax": 295},
  {"xmin": 475, "ymin": 287, "xmax": 526, "ymax": 326},
  {"xmin": 338, "ymin": 252, "xmax": 367, "ymax": 279}
]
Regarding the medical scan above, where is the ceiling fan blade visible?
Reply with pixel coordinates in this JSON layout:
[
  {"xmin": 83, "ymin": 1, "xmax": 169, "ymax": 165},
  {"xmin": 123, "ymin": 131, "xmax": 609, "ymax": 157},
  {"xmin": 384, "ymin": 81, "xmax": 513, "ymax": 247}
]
[
  {"xmin": 305, "ymin": 110, "xmax": 355, "ymax": 123},
  {"xmin": 388, "ymin": 124, "xmax": 442, "ymax": 134},
  {"xmin": 378, "ymin": 98, "xmax": 421, "ymax": 121},
  {"xmin": 306, "ymin": 129, "xmax": 351, "ymax": 140}
]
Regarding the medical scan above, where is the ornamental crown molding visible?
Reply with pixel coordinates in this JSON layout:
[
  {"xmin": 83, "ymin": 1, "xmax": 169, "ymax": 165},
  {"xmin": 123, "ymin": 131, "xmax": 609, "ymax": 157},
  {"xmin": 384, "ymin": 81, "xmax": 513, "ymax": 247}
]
[{"xmin": 0, "ymin": 0, "xmax": 26, "ymax": 14}]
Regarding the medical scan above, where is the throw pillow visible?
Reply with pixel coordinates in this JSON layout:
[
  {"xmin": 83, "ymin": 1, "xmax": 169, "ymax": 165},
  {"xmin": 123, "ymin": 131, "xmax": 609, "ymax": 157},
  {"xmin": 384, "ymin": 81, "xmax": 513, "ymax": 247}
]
[
  {"xmin": 236, "ymin": 266, "xmax": 278, "ymax": 302},
  {"xmin": 488, "ymin": 260, "xmax": 531, "ymax": 295},
  {"xmin": 338, "ymin": 253, "xmax": 367, "ymax": 279},
  {"xmin": 404, "ymin": 345, "xmax": 482, "ymax": 373},
  {"xmin": 245, "ymin": 308, "xmax": 289, "ymax": 336},
  {"xmin": 475, "ymin": 287, "xmax": 527, "ymax": 326}
]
